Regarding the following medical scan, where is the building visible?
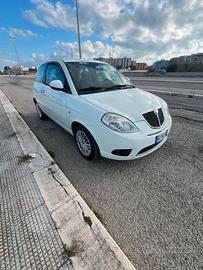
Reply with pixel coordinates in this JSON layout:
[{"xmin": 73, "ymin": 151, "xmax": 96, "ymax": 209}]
[
  {"xmin": 122, "ymin": 57, "xmax": 131, "ymax": 69},
  {"xmin": 189, "ymin": 53, "xmax": 203, "ymax": 63},
  {"xmin": 115, "ymin": 58, "xmax": 123, "ymax": 69},
  {"xmin": 131, "ymin": 60, "xmax": 137, "ymax": 69},
  {"xmin": 114, "ymin": 57, "xmax": 131, "ymax": 69},
  {"xmin": 135, "ymin": 63, "xmax": 147, "ymax": 70},
  {"xmin": 94, "ymin": 57, "xmax": 147, "ymax": 70},
  {"xmin": 170, "ymin": 53, "xmax": 203, "ymax": 64},
  {"xmin": 109, "ymin": 57, "xmax": 116, "ymax": 67},
  {"xmin": 170, "ymin": 57, "xmax": 178, "ymax": 63},
  {"xmin": 94, "ymin": 57, "xmax": 109, "ymax": 64},
  {"xmin": 94, "ymin": 57, "xmax": 132, "ymax": 69},
  {"xmin": 151, "ymin": 59, "xmax": 169, "ymax": 71},
  {"xmin": 28, "ymin": 67, "xmax": 37, "ymax": 74}
]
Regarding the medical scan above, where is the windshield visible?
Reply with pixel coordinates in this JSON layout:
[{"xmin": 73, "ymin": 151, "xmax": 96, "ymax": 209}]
[{"xmin": 65, "ymin": 62, "xmax": 135, "ymax": 94}]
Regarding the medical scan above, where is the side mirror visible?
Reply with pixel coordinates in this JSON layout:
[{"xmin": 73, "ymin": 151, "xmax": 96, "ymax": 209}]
[{"xmin": 49, "ymin": 80, "xmax": 64, "ymax": 90}]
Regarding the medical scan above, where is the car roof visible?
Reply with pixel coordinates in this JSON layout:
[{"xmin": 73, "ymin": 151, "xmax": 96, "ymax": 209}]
[{"xmin": 44, "ymin": 58, "xmax": 106, "ymax": 65}]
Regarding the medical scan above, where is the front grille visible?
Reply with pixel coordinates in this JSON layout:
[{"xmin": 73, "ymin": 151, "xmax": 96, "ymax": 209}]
[{"xmin": 143, "ymin": 108, "xmax": 164, "ymax": 127}]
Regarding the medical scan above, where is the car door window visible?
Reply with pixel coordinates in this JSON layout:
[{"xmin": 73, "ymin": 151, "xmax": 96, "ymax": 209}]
[
  {"xmin": 36, "ymin": 64, "xmax": 46, "ymax": 83},
  {"xmin": 45, "ymin": 63, "xmax": 71, "ymax": 93},
  {"xmin": 46, "ymin": 64, "xmax": 65, "ymax": 86}
]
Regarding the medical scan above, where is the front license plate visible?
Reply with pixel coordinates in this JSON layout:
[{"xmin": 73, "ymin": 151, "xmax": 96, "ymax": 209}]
[{"xmin": 155, "ymin": 130, "xmax": 168, "ymax": 144}]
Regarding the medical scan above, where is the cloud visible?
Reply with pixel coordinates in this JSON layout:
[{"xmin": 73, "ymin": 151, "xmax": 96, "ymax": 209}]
[
  {"xmin": 23, "ymin": 10, "xmax": 48, "ymax": 28},
  {"xmin": 24, "ymin": 0, "xmax": 94, "ymax": 35},
  {"xmin": 1, "ymin": 40, "xmax": 131, "ymax": 69},
  {"xmin": 23, "ymin": 0, "xmax": 203, "ymax": 64},
  {"xmin": 0, "ymin": 52, "xmax": 49, "ymax": 69},
  {"xmin": 9, "ymin": 28, "xmax": 38, "ymax": 38},
  {"xmin": 53, "ymin": 40, "xmax": 134, "ymax": 59},
  {"xmin": 24, "ymin": 52, "xmax": 49, "ymax": 66},
  {"xmin": 3, "ymin": 59, "xmax": 18, "ymax": 67},
  {"xmin": 1, "ymin": 26, "xmax": 37, "ymax": 38}
]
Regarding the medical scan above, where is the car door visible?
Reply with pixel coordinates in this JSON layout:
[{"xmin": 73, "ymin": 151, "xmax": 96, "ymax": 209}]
[
  {"xmin": 44, "ymin": 62, "xmax": 72, "ymax": 129},
  {"xmin": 33, "ymin": 63, "xmax": 48, "ymax": 113}
]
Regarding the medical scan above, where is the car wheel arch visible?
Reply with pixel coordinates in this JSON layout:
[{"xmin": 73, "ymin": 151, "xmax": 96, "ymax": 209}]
[
  {"xmin": 72, "ymin": 121, "xmax": 89, "ymax": 135},
  {"xmin": 72, "ymin": 121, "xmax": 100, "ymax": 160},
  {"xmin": 71, "ymin": 121, "xmax": 100, "ymax": 149}
]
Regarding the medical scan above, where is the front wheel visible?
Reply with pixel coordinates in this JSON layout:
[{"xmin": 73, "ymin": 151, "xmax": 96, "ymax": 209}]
[{"xmin": 74, "ymin": 126, "xmax": 99, "ymax": 160}]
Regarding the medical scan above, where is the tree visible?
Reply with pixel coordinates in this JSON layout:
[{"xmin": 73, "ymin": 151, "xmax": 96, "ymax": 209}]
[
  {"xmin": 166, "ymin": 63, "xmax": 177, "ymax": 72},
  {"xmin": 3, "ymin": 66, "xmax": 11, "ymax": 75}
]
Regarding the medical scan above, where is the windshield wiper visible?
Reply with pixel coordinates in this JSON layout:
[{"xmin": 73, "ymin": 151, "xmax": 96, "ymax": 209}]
[
  {"xmin": 78, "ymin": 84, "xmax": 135, "ymax": 94},
  {"xmin": 106, "ymin": 84, "xmax": 135, "ymax": 90},
  {"xmin": 78, "ymin": 86, "xmax": 105, "ymax": 93}
]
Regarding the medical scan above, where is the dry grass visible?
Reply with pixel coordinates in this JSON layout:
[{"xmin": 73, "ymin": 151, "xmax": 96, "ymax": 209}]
[
  {"xmin": 93, "ymin": 209, "xmax": 104, "ymax": 223},
  {"xmin": 7, "ymin": 132, "xmax": 16, "ymax": 138},
  {"xmin": 17, "ymin": 154, "xmax": 32, "ymax": 164},
  {"xmin": 64, "ymin": 240, "xmax": 83, "ymax": 257}
]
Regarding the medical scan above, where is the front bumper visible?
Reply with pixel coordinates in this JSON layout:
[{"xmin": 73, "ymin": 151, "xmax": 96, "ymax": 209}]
[{"xmin": 88, "ymin": 114, "xmax": 172, "ymax": 160}]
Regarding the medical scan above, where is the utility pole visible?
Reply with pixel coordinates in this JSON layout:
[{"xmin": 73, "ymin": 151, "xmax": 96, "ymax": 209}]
[
  {"xmin": 70, "ymin": 47, "xmax": 73, "ymax": 59},
  {"xmin": 108, "ymin": 35, "xmax": 113, "ymax": 66},
  {"xmin": 10, "ymin": 35, "xmax": 23, "ymax": 75},
  {"xmin": 108, "ymin": 44, "xmax": 111, "ymax": 59},
  {"xmin": 75, "ymin": 0, "xmax": 82, "ymax": 59},
  {"xmin": 108, "ymin": 34, "xmax": 113, "ymax": 60}
]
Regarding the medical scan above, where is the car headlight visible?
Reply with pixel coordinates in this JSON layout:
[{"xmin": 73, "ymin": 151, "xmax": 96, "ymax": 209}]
[{"xmin": 101, "ymin": 113, "xmax": 138, "ymax": 133}]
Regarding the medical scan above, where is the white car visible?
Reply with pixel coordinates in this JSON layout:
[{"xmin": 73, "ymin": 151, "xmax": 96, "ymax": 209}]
[{"xmin": 33, "ymin": 59, "xmax": 172, "ymax": 160}]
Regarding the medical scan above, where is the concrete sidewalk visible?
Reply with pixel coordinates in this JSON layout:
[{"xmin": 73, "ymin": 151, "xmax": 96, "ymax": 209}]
[
  {"xmin": 0, "ymin": 90, "xmax": 135, "ymax": 270},
  {"xmin": 0, "ymin": 100, "xmax": 73, "ymax": 269}
]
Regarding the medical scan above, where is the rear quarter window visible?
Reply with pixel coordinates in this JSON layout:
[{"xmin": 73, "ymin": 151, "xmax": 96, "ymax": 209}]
[{"xmin": 36, "ymin": 64, "xmax": 46, "ymax": 83}]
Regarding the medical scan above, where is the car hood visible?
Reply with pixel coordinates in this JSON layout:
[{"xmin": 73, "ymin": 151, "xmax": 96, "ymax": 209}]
[{"xmin": 81, "ymin": 88, "xmax": 164, "ymax": 122}]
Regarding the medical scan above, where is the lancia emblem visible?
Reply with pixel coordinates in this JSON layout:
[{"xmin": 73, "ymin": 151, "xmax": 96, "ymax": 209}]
[
  {"xmin": 154, "ymin": 109, "xmax": 159, "ymax": 115},
  {"xmin": 153, "ymin": 108, "xmax": 161, "ymax": 126}
]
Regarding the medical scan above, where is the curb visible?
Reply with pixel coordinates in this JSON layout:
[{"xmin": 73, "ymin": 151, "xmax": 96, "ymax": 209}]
[{"xmin": 0, "ymin": 89, "xmax": 136, "ymax": 270}]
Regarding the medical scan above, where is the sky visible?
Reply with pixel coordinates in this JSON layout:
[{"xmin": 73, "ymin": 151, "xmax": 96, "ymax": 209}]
[{"xmin": 0, "ymin": 0, "xmax": 203, "ymax": 69}]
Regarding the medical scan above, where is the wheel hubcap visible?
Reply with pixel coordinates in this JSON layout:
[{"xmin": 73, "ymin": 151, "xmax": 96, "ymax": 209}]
[{"xmin": 76, "ymin": 130, "xmax": 91, "ymax": 156}]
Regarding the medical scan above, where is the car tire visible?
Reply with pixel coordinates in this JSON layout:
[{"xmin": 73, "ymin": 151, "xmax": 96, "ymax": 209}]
[
  {"xmin": 35, "ymin": 102, "xmax": 48, "ymax": 120},
  {"xmin": 74, "ymin": 125, "xmax": 99, "ymax": 160}
]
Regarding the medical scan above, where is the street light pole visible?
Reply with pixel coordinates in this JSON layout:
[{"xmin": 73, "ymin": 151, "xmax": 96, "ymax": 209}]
[
  {"xmin": 108, "ymin": 44, "xmax": 111, "ymax": 59},
  {"xmin": 108, "ymin": 34, "xmax": 113, "ymax": 59},
  {"xmin": 10, "ymin": 35, "xmax": 23, "ymax": 75},
  {"xmin": 70, "ymin": 47, "xmax": 73, "ymax": 59},
  {"xmin": 75, "ymin": 0, "xmax": 82, "ymax": 59}
]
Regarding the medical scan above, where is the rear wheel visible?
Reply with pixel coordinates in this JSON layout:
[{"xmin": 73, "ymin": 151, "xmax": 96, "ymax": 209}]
[
  {"xmin": 74, "ymin": 126, "xmax": 99, "ymax": 160},
  {"xmin": 35, "ymin": 102, "xmax": 48, "ymax": 120}
]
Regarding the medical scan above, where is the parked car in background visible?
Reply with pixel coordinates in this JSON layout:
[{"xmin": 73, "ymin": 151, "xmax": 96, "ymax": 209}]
[{"xmin": 33, "ymin": 59, "xmax": 172, "ymax": 160}]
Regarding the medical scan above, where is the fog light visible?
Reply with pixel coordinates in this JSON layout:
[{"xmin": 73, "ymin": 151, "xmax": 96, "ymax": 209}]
[{"xmin": 112, "ymin": 149, "xmax": 132, "ymax": 156}]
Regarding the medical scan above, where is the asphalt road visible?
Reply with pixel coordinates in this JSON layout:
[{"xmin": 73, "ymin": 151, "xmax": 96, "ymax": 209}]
[
  {"xmin": 124, "ymin": 72, "xmax": 203, "ymax": 83},
  {"xmin": 132, "ymin": 78, "xmax": 203, "ymax": 91},
  {"xmin": 125, "ymin": 74, "xmax": 203, "ymax": 94},
  {"xmin": 130, "ymin": 77, "xmax": 203, "ymax": 82},
  {"xmin": 0, "ymin": 76, "xmax": 203, "ymax": 270}
]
